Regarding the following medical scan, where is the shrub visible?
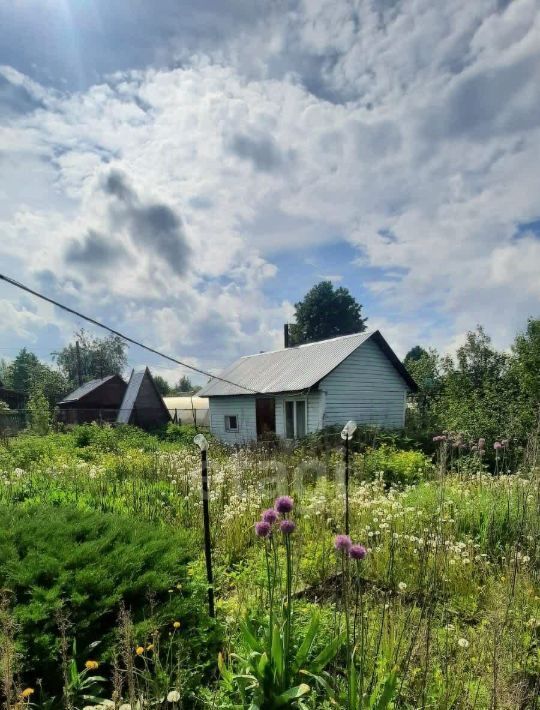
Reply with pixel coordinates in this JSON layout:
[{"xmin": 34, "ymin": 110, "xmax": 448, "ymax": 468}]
[
  {"xmin": 0, "ymin": 506, "xmax": 218, "ymax": 696},
  {"xmin": 360, "ymin": 444, "xmax": 433, "ymax": 485},
  {"xmin": 72, "ymin": 423, "xmax": 160, "ymax": 453},
  {"xmin": 26, "ymin": 388, "xmax": 51, "ymax": 435}
]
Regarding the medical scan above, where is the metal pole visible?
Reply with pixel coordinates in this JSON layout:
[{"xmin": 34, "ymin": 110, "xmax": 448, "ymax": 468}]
[
  {"xmin": 344, "ymin": 435, "xmax": 350, "ymax": 535},
  {"xmin": 75, "ymin": 341, "xmax": 83, "ymax": 386},
  {"xmin": 201, "ymin": 449, "xmax": 215, "ymax": 618}
]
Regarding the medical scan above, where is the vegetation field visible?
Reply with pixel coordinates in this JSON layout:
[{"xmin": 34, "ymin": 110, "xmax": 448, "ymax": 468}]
[{"xmin": 0, "ymin": 422, "xmax": 539, "ymax": 709}]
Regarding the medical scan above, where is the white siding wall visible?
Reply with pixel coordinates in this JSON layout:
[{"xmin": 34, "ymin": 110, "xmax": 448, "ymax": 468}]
[
  {"xmin": 208, "ymin": 396, "xmax": 257, "ymax": 444},
  {"xmin": 320, "ymin": 338, "xmax": 408, "ymax": 429},
  {"xmin": 275, "ymin": 391, "xmax": 323, "ymax": 438}
]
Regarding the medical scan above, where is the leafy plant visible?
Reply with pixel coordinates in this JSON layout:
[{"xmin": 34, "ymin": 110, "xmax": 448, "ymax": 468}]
[
  {"xmin": 361, "ymin": 445, "xmax": 433, "ymax": 485},
  {"xmin": 221, "ymin": 611, "xmax": 342, "ymax": 708},
  {"xmin": 0, "ymin": 505, "xmax": 218, "ymax": 696}
]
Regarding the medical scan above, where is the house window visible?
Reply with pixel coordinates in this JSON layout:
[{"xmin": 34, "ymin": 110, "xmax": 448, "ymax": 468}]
[
  {"xmin": 224, "ymin": 414, "xmax": 239, "ymax": 432},
  {"xmin": 285, "ymin": 400, "xmax": 306, "ymax": 438}
]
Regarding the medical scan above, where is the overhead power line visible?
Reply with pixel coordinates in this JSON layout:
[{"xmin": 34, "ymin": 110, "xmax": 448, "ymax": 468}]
[{"xmin": 0, "ymin": 272, "xmax": 257, "ymax": 394}]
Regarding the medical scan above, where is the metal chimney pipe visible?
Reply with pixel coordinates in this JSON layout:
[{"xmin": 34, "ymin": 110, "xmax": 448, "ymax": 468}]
[{"xmin": 284, "ymin": 323, "xmax": 290, "ymax": 348}]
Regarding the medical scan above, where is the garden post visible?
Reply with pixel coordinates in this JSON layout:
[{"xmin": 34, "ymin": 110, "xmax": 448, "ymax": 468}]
[
  {"xmin": 341, "ymin": 421, "xmax": 357, "ymax": 536},
  {"xmin": 194, "ymin": 434, "xmax": 215, "ymax": 618},
  {"xmin": 344, "ymin": 434, "xmax": 350, "ymax": 535}
]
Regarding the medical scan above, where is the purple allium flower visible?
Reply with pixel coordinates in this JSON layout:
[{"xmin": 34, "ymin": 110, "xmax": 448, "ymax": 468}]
[
  {"xmin": 334, "ymin": 534, "xmax": 352, "ymax": 552},
  {"xmin": 255, "ymin": 521, "xmax": 271, "ymax": 538},
  {"xmin": 275, "ymin": 496, "xmax": 294, "ymax": 514},
  {"xmin": 494, "ymin": 441, "xmax": 502, "ymax": 450},
  {"xmin": 350, "ymin": 544, "xmax": 367, "ymax": 560},
  {"xmin": 280, "ymin": 519, "xmax": 296, "ymax": 535},
  {"xmin": 478, "ymin": 438, "xmax": 485, "ymax": 449},
  {"xmin": 262, "ymin": 508, "xmax": 279, "ymax": 524}
]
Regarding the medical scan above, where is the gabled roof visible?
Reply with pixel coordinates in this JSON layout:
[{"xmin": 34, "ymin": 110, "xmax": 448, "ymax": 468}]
[
  {"xmin": 116, "ymin": 367, "xmax": 170, "ymax": 424},
  {"xmin": 59, "ymin": 375, "xmax": 124, "ymax": 404},
  {"xmin": 199, "ymin": 330, "xmax": 417, "ymax": 397}
]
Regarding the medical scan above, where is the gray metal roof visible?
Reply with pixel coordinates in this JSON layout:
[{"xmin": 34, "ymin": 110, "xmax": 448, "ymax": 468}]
[
  {"xmin": 116, "ymin": 369, "xmax": 147, "ymax": 423},
  {"xmin": 199, "ymin": 330, "xmax": 416, "ymax": 397},
  {"xmin": 59, "ymin": 375, "xmax": 120, "ymax": 404}
]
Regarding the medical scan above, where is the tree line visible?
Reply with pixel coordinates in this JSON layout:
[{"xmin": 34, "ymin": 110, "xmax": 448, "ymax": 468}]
[
  {"xmin": 1, "ymin": 280, "xmax": 538, "ymax": 448},
  {"xmin": 404, "ymin": 319, "xmax": 540, "ymax": 446},
  {"xmin": 0, "ymin": 329, "xmax": 200, "ymax": 412}
]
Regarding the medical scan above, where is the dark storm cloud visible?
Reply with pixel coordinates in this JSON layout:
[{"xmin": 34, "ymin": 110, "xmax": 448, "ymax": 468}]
[
  {"xmin": 65, "ymin": 229, "xmax": 126, "ymax": 269},
  {"xmin": 229, "ymin": 131, "xmax": 290, "ymax": 172},
  {"xmin": 103, "ymin": 170, "xmax": 192, "ymax": 276}
]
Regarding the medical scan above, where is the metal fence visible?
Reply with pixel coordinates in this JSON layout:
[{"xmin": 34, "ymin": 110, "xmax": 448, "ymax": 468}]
[
  {"xmin": 0, "ymin": 407, "xmax": 209, "ymax": 437},
  {"xmin": 0, "ymin": 410, "xmax": 27, "ymax": 436}
]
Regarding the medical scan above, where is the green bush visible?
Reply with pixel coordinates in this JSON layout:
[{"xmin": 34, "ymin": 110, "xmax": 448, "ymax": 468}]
[
  {"xmin": 72, "ymin": 423, "xmax": 161, "ymax": 452},
  {"xmin": 361, "ymin": 444, "xmax": 434, "ymax": 485},
  {"xmin": 0, "ymin": 506, "xmax": 218, "ymax": 695}
]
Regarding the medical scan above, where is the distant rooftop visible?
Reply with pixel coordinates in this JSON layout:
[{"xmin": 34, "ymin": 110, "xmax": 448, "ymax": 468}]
[{"xmin": 59, "ymin": 375, "xmax": 121, "ymax": 404}]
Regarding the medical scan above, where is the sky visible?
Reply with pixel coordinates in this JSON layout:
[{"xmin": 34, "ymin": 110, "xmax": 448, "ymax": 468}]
[{"xmin": 0, "ymin": 0, "xmax": 539, "ymax": 386}]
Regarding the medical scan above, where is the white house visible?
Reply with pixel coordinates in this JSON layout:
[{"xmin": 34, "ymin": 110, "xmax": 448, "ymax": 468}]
[{"xmin": 199, "ymin": 330, "xmax": 417, "ymax": 444}]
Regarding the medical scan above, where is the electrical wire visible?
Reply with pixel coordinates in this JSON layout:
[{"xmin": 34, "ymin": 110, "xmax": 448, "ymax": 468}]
[{"xmin": 0, "ymin": 272, "xmax": 258, "ymax": 394}]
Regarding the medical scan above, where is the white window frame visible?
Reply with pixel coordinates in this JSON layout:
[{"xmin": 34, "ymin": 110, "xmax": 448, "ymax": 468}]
[
  {"xmin": 284, "ymin": 399, "xmax": 307, "ymax": 439},
  {"xmin": 224, "ymin": 414, "xmax": 239, "ymax": 432}
]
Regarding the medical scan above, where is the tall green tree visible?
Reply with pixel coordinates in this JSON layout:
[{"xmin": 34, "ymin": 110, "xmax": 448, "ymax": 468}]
[
  {"xmin": 153, "ymin": 374, "xmax": 172, "ymax": 396},
  {"xmin": 288, "ymin": 281, "xmax": 367, "ymax": 345},
  {"xmin": 511, "ymin": 318, "xmax": 540, "ymax": 432},
  {"xmin": 173, "ymin": 375, "xmax": 200, "ymax": 394},
  {"xmin": 2, "ymin": 349, "xmax": 69, "ymax": 410},
  {"xmin": 6, "ymin": 348, "xmax": 41, "ymax": 393},
  {"xmin": 404, "ymin": 345, "xmax": 428, "ymax": 364},
  {"xmin": 436, "ymin": 326, "xmax": 519, "ymax": 441},
  {"xmin": 54, "ymin": 329, "xmax": 127, "ymax": 388},
  {"xmin": 404, "ymin": 346, "xmax": 443, "ymax": 437}
]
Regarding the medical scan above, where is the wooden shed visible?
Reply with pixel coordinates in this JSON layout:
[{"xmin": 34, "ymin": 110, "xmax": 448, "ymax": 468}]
[
  {"xmin": 116, "ymin": 368, "xmax": 171, "ymax": 430},
  {"xmin": 0, "ymin": 380, "xmax": 25, "ymax": 410},
  {"xmin": 57, "ymin": 374, "xmax": 127, "ymax": 424}
]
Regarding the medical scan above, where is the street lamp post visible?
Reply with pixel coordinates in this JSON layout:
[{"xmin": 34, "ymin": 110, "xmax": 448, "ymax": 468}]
[
  {"xmin": 194, "ymin": 434, "xmax": 215, "ymax": 618},
  {"xmin": 341, "ymin": 421, "xmax": 357, "ymax": 535}
]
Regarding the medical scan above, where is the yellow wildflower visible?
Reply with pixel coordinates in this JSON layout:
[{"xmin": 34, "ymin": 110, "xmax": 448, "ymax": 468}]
[
  {"xmin": 146, "ymin": 643, "xmax": 154, "ymax": 651},
  {"xmin": 21, "ymin": 688, "xmax": 34, "ymax": 698},
  {"xmin": 85, "ymin": 660, "xmax": 99, "ymax": 670},
  {"xmin": 173, "ymin": 621, "xmax": 181, "ymax": 629},
  {"xmin": 135, "ymin": 646, "xmax": 144, "ymax": 656}
]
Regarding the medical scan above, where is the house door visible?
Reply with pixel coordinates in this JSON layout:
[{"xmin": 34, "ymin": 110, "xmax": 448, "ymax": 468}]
[{"xmin": 256, "ymin": 398, "xmax": 276, "ymax": 439}]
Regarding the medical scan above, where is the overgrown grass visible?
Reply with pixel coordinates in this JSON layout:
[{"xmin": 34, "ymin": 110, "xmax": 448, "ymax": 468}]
[{"xmin": 0, "ymin": 425, "xmax": 538, "ymax": 708}]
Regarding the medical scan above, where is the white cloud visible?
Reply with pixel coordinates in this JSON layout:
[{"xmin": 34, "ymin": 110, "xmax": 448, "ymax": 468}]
[{"xmin": 0, "ymin": 0, "xmax": 539, "ymax": 369}]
